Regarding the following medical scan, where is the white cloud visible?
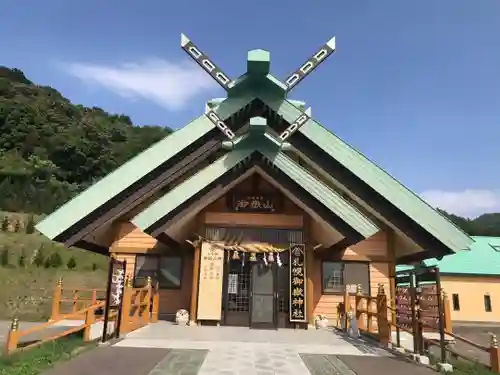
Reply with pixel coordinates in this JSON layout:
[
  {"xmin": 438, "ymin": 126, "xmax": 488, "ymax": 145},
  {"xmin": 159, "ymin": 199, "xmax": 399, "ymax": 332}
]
[
  {"xmin": 64, "ymin": 59, "xmax": 216, "ymax": 110},
  {"xmin": 420, "ymin": 189, "xmax": 500, "ymax": 218}
]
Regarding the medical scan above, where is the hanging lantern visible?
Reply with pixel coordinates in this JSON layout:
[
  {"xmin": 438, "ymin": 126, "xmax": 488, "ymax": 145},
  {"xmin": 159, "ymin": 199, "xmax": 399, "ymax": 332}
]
[
  {"xmin": 232, "ymin": 250, "xmax": 240, "ymax": 260},
  {"xmin": 268, "ymin": 252, "xmax": 275, "ymax": 263},
  {"xmin": 249, "ymin": 252, "xmax": 257, "ymax": 262}
]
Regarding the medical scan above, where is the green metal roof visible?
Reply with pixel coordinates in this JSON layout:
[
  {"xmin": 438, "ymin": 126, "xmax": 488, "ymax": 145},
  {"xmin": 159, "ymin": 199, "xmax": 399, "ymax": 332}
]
[
  {"xmin": 260, "ymin": 95, "xmax": 473, "ymax": 254},
  {"xmin": 396, "ymin": 236, "xmax": 500, "ymax": 275},
  {"xmin": 35, "ymin": 94, "xmax": 254, "ymax": 241},
  {"xmin": 255, "ymin": 145, "xmax": 379, "ymax": 239},
  {"xmin": 132, "ymin": 147, "xmax": 255, "ymax": 231},
  {"xmin": 132, "ymin": 125, "xmax": 381, "ymax": 240}
]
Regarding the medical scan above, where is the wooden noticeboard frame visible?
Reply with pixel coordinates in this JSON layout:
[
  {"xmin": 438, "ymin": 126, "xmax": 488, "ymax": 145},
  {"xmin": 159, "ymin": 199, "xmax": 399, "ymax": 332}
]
[{"xmin": 197, "ymin": 242, "xmax": 224, "ymax": 321}]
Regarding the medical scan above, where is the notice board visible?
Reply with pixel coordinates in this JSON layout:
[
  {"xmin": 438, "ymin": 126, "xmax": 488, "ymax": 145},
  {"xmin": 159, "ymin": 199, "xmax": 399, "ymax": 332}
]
[{"xmin": 197, "ymin": 242, "xmax": 224, "ymax": 321}]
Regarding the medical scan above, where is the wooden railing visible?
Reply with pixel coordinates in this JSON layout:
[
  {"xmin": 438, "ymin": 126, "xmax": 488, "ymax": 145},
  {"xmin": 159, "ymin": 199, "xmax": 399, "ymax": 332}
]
[
  {"xmin": 119, "ymin": 277, "xmax": 158, "ymax": 334},
  {"xmin": 4, "ymin": 276, "xmax": 161, "ymax": 355},
  {"xmin": 343, "ymin": 283, "xmax": 500, "ymax": 373},
  {"xmin": 342, "ymin": 283, "xmax": 391, "ymax": 344},
  {"xmin": 51, "ymin": 278, "xmax": 106, "ymax": 321},
  {"xmin": 4, "ymin": 301, "xmax": 108, "ymax": 355}
]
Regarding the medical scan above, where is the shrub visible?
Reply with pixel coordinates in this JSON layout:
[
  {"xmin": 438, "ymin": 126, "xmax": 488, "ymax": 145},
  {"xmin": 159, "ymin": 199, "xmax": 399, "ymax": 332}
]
[
  {"xmin": 67, "ymin": 256, "xmax": 77, "ymax": 269},
  {"xmin": 13, "ymin": 219, "xmax": 21, "ymax": 232},
  {"xmin": 0, "ymin": 247, "xmax": 9, "ymax": 266},
  {"xmin": 26, "ymin": 215, "xmax": 36, "ymax": 234},
  {"xmin": 44, "ymin": 252, "xmax": 63, "ymax": 268},
  {"xmin": 18, "ymin": 249, "xmax": 26, "ymax": 267},
  {"xmin": 1, "ymin": 216, "xmax": 9, "ymax": 231},
  {"xmin": 33, "ymin": 245, "xmax": 46, "ymax": 267}
]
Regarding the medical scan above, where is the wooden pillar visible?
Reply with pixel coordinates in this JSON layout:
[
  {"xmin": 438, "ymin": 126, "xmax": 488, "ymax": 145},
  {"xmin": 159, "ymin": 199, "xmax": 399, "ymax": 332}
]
[
  {"xmin": 490, "ymin": 334, "xmax": 500, "ymax": 373},
  {"xmin": 5, "ymin": 317, "xmax": 19, "ymax": 354},
  {"xmin": 442, "ymin": 290, "xmax": 452, "ymax": 333},
  {"xmin": 120, "ymin": 276, "xmax": 133, "ymax": 334},
  {"xmin": 387, "ymin": 230, "xmax": 397, "ymax": 329},
  {"xmin": 51, "ymin": 278, "xmax": 63, "ymax": 321},
  {"xmin": 377, "ymin": 283, "xmax": 391, "ymax": 345},
  {"xmin": 190, "ymin": 242, "xmax": 201, "ymax": 325},
  {"xmin": 305, "ymin": 216, "xmax": 315, "ymax": 327}
]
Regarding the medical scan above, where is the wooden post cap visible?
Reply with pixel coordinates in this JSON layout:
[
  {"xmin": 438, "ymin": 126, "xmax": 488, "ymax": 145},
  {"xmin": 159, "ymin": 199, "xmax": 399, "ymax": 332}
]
[
  {"xmin": 147, "ymin": 276, "xmax": 152, "ymax": 287},
  {"xmin": 377, "ymin": 283, "xmax": 385, "ymax": 295},
  {"xmin": 125, "ymin": 275, "xmax": 133, "ymax": 287},
  {"xmin": 57, "ymin": 277, "xmax": 63, "ymax": 286},
  {"xmin": 356, "ymin": 284, "xmax": 363, "ymax": 295},
  {"xmin": 10, "ymin": 317, "xmax": 19, "ymax": 331},
  {"xmin": 491, "ymin": 333, "xmax": 498, "ymax": 348}
]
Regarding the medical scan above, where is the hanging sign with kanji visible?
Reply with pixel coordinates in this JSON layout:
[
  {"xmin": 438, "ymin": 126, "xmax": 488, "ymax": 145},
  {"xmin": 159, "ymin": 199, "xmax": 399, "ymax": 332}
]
[
  {"xmin": 289, "ymin": 244, "xmax": 307, "ymax": 322},
  {"xmin": 230, "ymin": 195, "xmax": 278, "ymax": 213}
]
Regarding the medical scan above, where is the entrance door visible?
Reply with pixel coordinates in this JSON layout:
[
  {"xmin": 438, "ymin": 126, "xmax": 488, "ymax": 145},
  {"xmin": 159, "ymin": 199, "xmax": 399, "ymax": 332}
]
[{"xmin": 250, "ymin": 263, "xmax": 277, "ymax": 329}]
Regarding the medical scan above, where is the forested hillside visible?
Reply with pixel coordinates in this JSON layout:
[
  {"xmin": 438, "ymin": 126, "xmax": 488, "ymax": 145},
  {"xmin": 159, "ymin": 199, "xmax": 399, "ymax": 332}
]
[
  {"xmin": 0, "ymin": 66, "xmax": 172, "ymax": 214},
  {"xmin": 0, "ymin": 66, "xmax": 498, "ymax": 236}
]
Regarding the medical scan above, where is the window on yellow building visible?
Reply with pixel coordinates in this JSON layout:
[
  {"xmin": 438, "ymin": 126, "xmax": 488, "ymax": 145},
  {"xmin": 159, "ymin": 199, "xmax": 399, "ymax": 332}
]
[
  {"xmin": 484, "ymin": 295, "xmax": 492, "ymax": 312},
  {"xmin": 452, "ymin": 294, "xmax": 460, "ymax": 311}
]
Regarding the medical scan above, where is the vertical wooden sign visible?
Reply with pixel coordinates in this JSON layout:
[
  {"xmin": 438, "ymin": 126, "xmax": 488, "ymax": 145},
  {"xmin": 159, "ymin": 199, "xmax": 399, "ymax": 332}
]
[
  {"xmin": 289, "ymin": 244, "xmax": 307, "ymax": 322},
  {"xmin": 197, "ymin": 242, "xmax": 224, "ymax": 321}
]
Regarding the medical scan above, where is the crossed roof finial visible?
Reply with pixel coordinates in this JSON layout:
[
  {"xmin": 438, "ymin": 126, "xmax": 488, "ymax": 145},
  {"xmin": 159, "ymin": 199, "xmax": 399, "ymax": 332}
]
[{"xmin": 180, "ymin": 33, "xmax": 336, "ymax": 143}]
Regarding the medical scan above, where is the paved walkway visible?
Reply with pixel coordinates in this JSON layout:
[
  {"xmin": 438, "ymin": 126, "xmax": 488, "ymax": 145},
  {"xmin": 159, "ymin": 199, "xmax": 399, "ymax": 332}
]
[{"xmin": 41, "ymin": 323, "xmax": 437, "ymax": 375}]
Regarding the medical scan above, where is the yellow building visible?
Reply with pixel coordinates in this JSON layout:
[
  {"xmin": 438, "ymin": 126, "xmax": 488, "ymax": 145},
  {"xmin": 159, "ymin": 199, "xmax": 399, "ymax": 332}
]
[{"xmin": 398, "ymin": 236, "xmax": 500, "ymax": 324}]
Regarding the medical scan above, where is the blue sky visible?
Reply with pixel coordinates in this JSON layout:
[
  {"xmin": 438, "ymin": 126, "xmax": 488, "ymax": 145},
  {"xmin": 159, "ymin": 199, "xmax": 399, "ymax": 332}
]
[{"xmin": 1, "ymin": 1, "xmax": 499, "ymax": 217}]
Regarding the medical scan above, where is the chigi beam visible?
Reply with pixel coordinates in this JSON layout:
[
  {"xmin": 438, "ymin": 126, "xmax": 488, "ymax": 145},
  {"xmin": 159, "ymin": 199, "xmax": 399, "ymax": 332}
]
[
  {"xmin": 180, "ymin": 33, "xmax": 233, "ymax": 91},
  {"xmin": 283, "ymin": 37, "xmax": 336, "ymax": 92},
  {"xmin": 278, "ymin": 107, "xmax": 311, "ymax": 142}
]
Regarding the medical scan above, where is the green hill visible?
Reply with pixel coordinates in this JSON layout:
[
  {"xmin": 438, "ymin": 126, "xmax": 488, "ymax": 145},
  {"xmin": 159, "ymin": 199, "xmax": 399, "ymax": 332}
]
[{"xmin": 0, "ymin": 66, "xmax": 173, "ymax": 214}]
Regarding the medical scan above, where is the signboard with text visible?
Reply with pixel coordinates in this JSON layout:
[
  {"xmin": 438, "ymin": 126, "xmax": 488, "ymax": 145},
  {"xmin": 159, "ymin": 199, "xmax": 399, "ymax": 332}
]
[
  {"xmin": 289, "ymin": 244, "xmax": 307, "ymax": 323},
  {"xmin": 197, "ymin": 242, "xmax": 224, "ymax": 321}
]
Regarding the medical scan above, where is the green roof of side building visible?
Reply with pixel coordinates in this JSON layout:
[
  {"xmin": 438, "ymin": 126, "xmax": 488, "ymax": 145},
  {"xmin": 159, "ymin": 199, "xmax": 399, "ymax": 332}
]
[{"xmin": 396, "ymin": 236, "xmax": 500, "ymax": 276}]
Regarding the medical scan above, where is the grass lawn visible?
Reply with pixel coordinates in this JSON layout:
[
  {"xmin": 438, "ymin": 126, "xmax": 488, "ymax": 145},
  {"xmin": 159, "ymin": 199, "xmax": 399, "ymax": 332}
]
[
  {"xmin": 445, "ymin": 360, "xmax": 497, "ymax": 375},
  {"xmin": 0, "ymin": 267, "xmax": 108, "ymax": 321},
  {"xmin": 0, "ymin": 229, "xmax": 108, "ymax": 321},
  {"xmin": 0, "ymin": 334, "xmax": 96, "ymax": 375}
]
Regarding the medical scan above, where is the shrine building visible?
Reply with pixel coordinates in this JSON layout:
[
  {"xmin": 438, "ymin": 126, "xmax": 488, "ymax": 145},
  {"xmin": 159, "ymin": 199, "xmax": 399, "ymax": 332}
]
[{"xmin": 36, "ymin": 34, "xmax": 473, "ymax": 329}]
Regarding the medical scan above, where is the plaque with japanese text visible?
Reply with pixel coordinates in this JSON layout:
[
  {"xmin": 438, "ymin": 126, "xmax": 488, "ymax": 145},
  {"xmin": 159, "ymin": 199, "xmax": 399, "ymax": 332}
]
[
  {"xmin": 289, "ymin": 244, "xmax": 307, "ymax": 322},
  {"xmin": 230, "ymin": 195, "xmax": 279, "ymax": 213},
  {"xmin": 197, "ymin": 242, "xmax": 224, "ymax": 321},
  {"xmin": 110, "ymin": 259, "xmax": 126, "ymax": 308}
]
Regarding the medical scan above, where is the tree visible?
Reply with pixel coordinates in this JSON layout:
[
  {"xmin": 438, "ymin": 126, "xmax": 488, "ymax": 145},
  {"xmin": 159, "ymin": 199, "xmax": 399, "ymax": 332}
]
[
  {"xmin": 0, "ymin": 66, "xmax": 173, "ymax": 215},
  {"xmin": 44, "ymin": 252, "xmax": 63, "ymax": 268},
  {"xmin": 18, "ymin": 250, "xmax": 26, "ymax": 267},
  {"xmin": 25, "ymin": 215, "xmax": 36, "ymax": 234},
  {"xmin": 1, "ymin": 216, "xmax": 9, "ymax": 231},
  {"xmin": 13, "ymin": 219, "xmax": 21, "ymax": 233},
  {"xmin": 32, "ymin": 245, "xmax": 45, "ymax": 267},
  {"xmin": 0, "ymin": 247, "xmax": 9, "ymax": 266},
  {"xmin": 67, "ymin": 256, "xmax": 77, "ymax": 269}
]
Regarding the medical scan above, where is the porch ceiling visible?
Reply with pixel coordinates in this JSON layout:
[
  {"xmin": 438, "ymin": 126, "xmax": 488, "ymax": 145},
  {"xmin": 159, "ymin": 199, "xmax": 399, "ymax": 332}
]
[{"xmin": 162, "ymin": 166, "xmax": 344, "ymax": 247}]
